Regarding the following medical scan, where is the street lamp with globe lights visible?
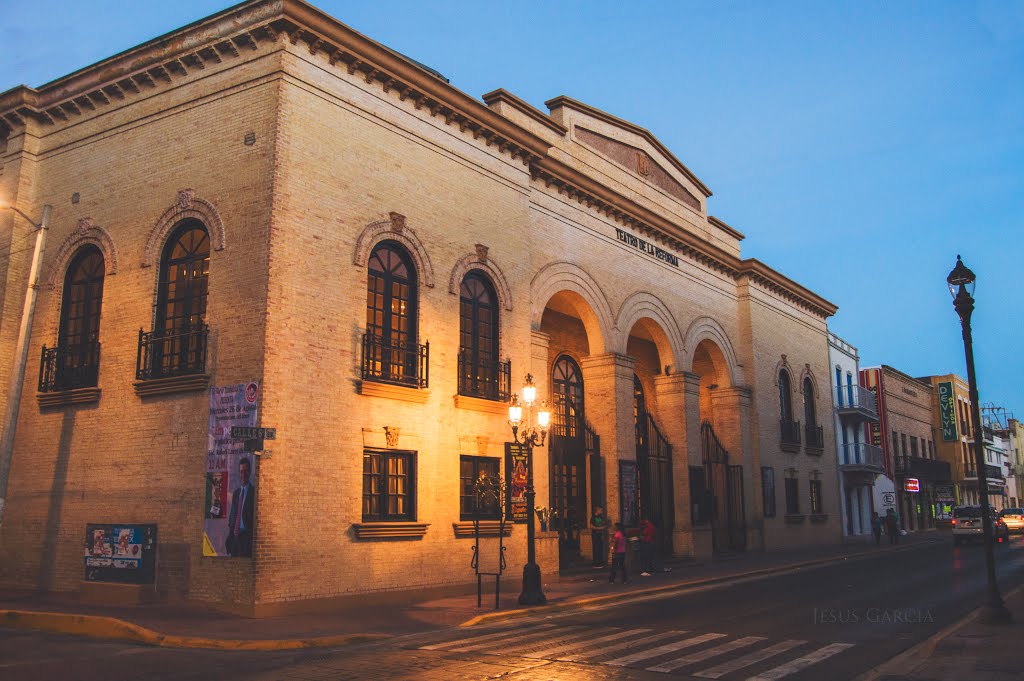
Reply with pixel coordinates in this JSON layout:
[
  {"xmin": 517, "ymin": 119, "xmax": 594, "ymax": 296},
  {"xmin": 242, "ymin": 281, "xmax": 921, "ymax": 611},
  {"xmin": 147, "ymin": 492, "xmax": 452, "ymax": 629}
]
[
  {"xmin": 947, "ymin": 255, "xmax": 1013, "ymax": 625},
  {"xmin": 508, "ymin": 374, "xmax": 550, "ymax": 605}
]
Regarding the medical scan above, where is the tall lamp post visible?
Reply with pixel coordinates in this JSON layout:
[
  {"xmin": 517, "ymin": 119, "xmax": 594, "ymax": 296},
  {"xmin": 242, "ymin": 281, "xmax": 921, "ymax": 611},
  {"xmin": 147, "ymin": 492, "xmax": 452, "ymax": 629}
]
[
  {"xmin": 0, "ymin": 201, "xmax": 51, "ymax": 530},
  {"xmin": 947, "ymin": 255, "xmax": 1013, "ymax": 625},
  {"xmin": 508, "ymin": 374, "xmax": 550, "ymax": 606}
]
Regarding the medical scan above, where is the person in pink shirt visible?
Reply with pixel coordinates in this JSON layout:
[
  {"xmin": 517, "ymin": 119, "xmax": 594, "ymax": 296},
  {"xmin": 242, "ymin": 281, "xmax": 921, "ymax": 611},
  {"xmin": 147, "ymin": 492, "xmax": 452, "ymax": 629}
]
[{"xmin": 608, "ymin": 522, "xmax": 629, "ymax": 584}]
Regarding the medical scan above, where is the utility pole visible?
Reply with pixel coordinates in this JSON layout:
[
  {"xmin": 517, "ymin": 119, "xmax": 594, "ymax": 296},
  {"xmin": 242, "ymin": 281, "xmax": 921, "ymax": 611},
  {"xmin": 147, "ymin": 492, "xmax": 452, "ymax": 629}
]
[{"xmin": 0, "ymin": 204, "xmax": 51, "ymax": 530}]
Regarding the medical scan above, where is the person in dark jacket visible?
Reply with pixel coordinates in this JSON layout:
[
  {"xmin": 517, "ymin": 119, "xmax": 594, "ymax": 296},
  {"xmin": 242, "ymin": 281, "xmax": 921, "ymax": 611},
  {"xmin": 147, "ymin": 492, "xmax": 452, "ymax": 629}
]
[
  {"xmin": 591, "ymin": 507, "xmax": 608, "ymax": 567},
  {"xmin": 871, "ymin": 512, "xmax": 883, "ymax": 545},
  {"xmin": 885, "ymin": 508, "xmax": 899, "ymax": 545}
]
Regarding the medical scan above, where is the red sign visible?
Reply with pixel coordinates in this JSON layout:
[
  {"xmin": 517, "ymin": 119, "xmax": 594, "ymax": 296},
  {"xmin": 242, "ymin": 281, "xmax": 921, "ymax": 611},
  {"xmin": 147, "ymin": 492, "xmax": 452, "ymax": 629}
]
[{"xmin": 905, "ymin": 478, "xmax": 920, "ymax": 493}]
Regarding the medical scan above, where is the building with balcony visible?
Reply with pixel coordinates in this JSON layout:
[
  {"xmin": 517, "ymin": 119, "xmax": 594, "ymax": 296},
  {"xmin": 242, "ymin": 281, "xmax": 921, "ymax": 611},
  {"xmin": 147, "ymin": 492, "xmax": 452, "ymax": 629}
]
[
  {"xmin": 863, "ymin": 366, "xmax": 950, "ymax": 532},
  {"xmin": 0, "ymin": 0, "xmax": 842, "ymax": 613},
  {"xmin": 920, "ymin": 374, "xmax": 981, "ymax": 511},
  {"xmin": 828, "ymin": 333, "xmax": 887, "ymax": 537}
]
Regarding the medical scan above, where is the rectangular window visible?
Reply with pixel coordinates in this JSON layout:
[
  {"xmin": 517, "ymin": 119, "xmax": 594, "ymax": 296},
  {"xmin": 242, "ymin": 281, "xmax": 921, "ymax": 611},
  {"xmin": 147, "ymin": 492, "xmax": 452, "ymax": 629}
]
[
  {"xmin": 929, "ymin": 440, "xmax": 935, "ymax": 459},
  {"xmin": 892, "ymin": 431, "xmax": 900, "ymax": 458},
  {"xmin": 810, "ymin": 480, "xmax": 823, "ymax": 514},
  {"xmin": 785, "ymin": 477, "xmax": 800, "ymax": 515},
  {"xmin": 362, "ymin": 449, "xmax": 416, "ymax": 522},
  {"xmin": 459, "ymin": 456, "xmax": 501, "ymax": 520},
  {"xmin": 910, "ymin": 436, "xmax": 919, "ymax": 458},
  {"xmin": 761, "ymin": 467, "xmax": 776, "ymax": 518},
  {"xmin": 901, "ymin": 433, "xmax": 908, "ymax": 457}
]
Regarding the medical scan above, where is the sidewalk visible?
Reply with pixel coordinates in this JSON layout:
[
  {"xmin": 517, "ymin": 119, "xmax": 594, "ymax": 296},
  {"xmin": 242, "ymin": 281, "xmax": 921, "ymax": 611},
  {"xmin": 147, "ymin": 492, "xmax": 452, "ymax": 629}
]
[
  {"xmin": 0, "ymin": 535, "xmax": 939, "ymax": 649},
  {"xmin": 862, "ymin": 583, "xmax": 1024, "ymax": 681}
]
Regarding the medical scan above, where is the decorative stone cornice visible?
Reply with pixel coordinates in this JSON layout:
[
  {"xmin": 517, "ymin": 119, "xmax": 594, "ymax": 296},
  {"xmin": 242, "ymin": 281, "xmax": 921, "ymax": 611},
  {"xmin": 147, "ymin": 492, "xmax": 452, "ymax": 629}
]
[
  {"xmin": 0, "ymin": 0, "xmax": 552, "ymax": 169},
  {"xmin": 709, "ymin": 215, "xmax": 745, "ymax": 241},
  {"xmin": 530, "ymin": 157, "xmax": 742, "ymax": 279},
  {"xmin": 482, "ymin": 88, "xmax": 568, "ymax": 136},
  {"xmin": 738, "ymin": 259, "xmax": 838, "ymax": 319}
]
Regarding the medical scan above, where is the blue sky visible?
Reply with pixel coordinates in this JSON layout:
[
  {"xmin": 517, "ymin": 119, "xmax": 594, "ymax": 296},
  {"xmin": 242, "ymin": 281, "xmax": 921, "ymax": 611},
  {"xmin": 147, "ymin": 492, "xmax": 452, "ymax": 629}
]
[{"xmin": 2, "ymin": 1, "xmax": 1022, "ymax": 416}]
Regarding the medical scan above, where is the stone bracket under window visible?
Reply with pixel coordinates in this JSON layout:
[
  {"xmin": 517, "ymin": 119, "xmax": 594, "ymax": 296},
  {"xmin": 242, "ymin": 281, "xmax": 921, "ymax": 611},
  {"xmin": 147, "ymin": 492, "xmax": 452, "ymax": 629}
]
[
  {"xmin": 134, "ymin": 373, "xmax": 210, "ymax": 397},
  {"xmin": 37, "ymin": 387, "xmax": 101, "ymax": 408},
  {"xmin": 805, "ymin": 445, "xmax": 824, "ymax": 457},
  {"xmin": 453, "ymin": 394, "xmax": 507, "ymax": 415},
  {"xmin": 452, "ymin": 521, "xmax": 513, "ymax": 538},
  {"xmin": 809, "ymin": 514, "xmax": 829, "ymax": 523},
  {"xmin": 358, "ymin": 381, "xmax": 430, "ymax": 404},
  {"xmin": 781, "ymin": 442, "xmax": 801, "ymax": 454},
  {"xmin": 352, "ymin": 522, "xmax": 429, "ymax": 540},
  {"xmin": 784, "ymin": 514, "xmax": 806, "ymax": 524}
]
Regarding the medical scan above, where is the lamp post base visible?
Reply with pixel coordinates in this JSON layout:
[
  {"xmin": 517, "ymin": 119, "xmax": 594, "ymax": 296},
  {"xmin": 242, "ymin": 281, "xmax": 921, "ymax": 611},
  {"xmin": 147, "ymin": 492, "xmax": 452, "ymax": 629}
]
[
  {"xmin": 518, "ymin": 562, "xmax": 547, "ymax": 606},
  {"xmin": 978, "ymin": 602, "xmax": 1014, "ymax": 626}
]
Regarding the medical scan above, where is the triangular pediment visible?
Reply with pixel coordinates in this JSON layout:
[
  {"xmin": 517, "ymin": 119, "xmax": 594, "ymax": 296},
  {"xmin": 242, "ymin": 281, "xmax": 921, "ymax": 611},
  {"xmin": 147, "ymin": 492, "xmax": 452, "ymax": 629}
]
[
  {"xmin": 545, "ymin": 96, "xmax": 711, "ymax": 214},
  {"xmin": 574, "ymin": 126, "xmax": 701, "ymax": 211}
]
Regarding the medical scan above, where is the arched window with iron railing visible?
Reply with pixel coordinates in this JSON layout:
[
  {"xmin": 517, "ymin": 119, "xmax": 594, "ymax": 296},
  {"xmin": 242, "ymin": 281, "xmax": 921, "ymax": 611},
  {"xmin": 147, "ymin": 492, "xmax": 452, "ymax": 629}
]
[
  {"xmin": 804, "ymin": 376, "xmax": 823, "ymax": 449},
  {"xmin": 362, "ymin": 240, "xmax": 428, "ymax": 387},
  {"xmin": 137, "ymin": 219, "xmax": 210, "ymax": 380},
  {"xmin": 779, "ymin": 369, "xmax": 800, "ymax": 446},
  {"xmin": 458, "ymin": 270, "xmax": 508, "ymax": 400},
  {"xmin": 40, "ymin": 246, "xmax": 104, "ymax": 392}
]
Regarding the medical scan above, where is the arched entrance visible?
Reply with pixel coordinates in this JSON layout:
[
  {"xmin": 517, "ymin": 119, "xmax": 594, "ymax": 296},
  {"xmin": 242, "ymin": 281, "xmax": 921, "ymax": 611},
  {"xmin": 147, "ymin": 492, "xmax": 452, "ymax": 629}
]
[
  {"xmin": 691, "ymin": 339, "xmax": 745, "ymax": 552},
  {"xmin": 538, "ymin": 289, "xmax": 606, "ymax": 567},
  {"xmin": 625, "ymin": 316, "xmax": 677, "ymax": 556}
]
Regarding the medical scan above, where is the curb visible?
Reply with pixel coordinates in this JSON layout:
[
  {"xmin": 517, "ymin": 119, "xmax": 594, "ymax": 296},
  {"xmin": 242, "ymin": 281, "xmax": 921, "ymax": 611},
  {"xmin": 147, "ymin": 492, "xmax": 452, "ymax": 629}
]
[
  {"xmin": 851, "ymin": 582, "xmax": 1024, "ymax": 681},
  {"xmin": 0, "ymin": 609, "xmax": 389, "ymax": 650},
  {"xmin": 460, "ymin": 541, "xmax": 929, "ymax": 627}
]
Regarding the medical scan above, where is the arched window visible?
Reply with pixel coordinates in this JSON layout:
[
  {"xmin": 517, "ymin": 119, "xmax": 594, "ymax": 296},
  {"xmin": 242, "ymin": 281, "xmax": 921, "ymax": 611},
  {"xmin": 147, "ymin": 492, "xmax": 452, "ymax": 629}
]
[
  {"xmin": 552, "ymin": 355, "xmax": 584, "ymax": 438},
  {"xmin": 364, "ymin": 241, "xmax": 424, "ymax": 386},
  {"xmin": 152, "ymin": 220, "xmax": 209, "ymax": 378},
  {"xmin": 778, "ymin": 370, "xmax": 793, "ymax": 421},
  {"xmin": 459, "ymin": 270, "xmax": 505, "ymax": 400},
  {"xmin": 803, "ymin": 377, "xmax": 817, "ymax": 427},
  {"xmin": 779, "ymin": 369, "xmax": 799, "ymax": 446},
  {"xmin": 44, "ymin": 246, "xmax": 104, "ymax": 391}
]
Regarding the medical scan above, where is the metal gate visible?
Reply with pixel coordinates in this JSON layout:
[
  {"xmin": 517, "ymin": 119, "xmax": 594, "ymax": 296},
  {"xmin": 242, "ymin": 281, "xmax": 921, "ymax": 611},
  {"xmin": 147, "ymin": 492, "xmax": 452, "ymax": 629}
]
[
  {"xmin": 636, "ymin": 412, "xmax": 675, "ymax": 555},
  {"xmin": 701, "ymin": 421, "xmax": 746, "ymax": 551},
  {"xmin": 550, "ymin": 421, "xmax": 600, "ymax": 558}
]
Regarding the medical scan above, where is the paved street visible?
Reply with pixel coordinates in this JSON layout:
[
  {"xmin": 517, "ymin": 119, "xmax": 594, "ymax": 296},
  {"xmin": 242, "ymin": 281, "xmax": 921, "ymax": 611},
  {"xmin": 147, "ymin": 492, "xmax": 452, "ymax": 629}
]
[{"xmin": 3, "ymin": 536, "xmax": 1023, "ymax": 681}]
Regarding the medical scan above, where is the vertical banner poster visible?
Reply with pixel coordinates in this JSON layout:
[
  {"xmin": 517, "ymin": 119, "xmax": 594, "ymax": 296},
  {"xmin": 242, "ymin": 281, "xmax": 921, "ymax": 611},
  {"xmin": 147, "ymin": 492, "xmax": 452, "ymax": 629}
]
[
  {"xmin": 619, "ymin": 460, "xmax": 638, "ymax": 528},
  {"xmin": 204, "ymin": 382, "xmax": 259, "ymax": 557},
  {"xmin": 505, "ymin": 442, "xmax": 528, "ymax": 523},
  {"xmin": 938, "ymin": 382, "xmax": 958, "ymax": 441}
]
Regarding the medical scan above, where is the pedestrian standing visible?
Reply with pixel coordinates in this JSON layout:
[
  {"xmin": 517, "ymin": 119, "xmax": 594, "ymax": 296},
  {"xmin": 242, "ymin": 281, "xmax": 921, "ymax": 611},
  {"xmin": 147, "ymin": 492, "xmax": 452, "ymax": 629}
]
[
  {"xmin": 885, "ymin": 508, "xmax": 899, "ymax": 545},
  {"xmin": 591, "ymin": 506, "xmax": 608, "ymax": 568},
  {"xmin": 639, "ymin": 518, "xmax": 656, "ymax": 576},
  {"xmin": 870, "ymin": 512, "xmax": 883, "ymax": 545},
  {"xmin": 609, "ymin": 522, "xmax": 628, "ymax": 584}
]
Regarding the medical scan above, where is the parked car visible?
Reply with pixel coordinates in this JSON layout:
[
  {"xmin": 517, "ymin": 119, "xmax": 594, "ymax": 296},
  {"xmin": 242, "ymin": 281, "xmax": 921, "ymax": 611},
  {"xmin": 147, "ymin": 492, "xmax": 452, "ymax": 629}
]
[
  {"xmin": 952, "ymin": 506, "xmax": 1010, "ymax": 545},
  {"xmin": 998, "ymin": 508, "xmax": 1024, "ymax": 533}
]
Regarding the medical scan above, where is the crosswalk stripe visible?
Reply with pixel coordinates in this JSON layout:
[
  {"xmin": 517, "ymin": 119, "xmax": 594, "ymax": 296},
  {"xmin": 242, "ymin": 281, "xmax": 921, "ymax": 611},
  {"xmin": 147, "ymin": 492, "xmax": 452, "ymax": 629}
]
[
  {"xmin": 647, "ymin": 636, "xmax": 766, "ymax": 673},
  {"xmin": 557, "ymin": 630, "xmax": 688, "ymax": 662},
  {"xmin": 418, "ymin": 623, "xmax": 557, "ymax": 651},
  {"xmin": 745, "ymin": 642, "xmax": 856, "ymax": 680},
  {"xmin": 693, "ymin": 640, "xmax": 807, "ymax": 679},
  {"xmin": 448, "ymin": 625, "xmax": 585, "ymax": 653},
  {"xmin": 524, "ymin": 628, "xmax": 650, "ymax": 659},
  {"xmin": 605, "ymin": 632, "xmax": 727, "ymax": 667}
]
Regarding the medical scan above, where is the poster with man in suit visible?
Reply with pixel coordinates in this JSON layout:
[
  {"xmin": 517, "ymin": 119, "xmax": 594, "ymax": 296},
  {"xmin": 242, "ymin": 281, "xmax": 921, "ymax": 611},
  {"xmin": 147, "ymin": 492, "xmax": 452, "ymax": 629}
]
[{"xmin": 203, "ymin": 382, "xmax": 259, "ymax": 557}]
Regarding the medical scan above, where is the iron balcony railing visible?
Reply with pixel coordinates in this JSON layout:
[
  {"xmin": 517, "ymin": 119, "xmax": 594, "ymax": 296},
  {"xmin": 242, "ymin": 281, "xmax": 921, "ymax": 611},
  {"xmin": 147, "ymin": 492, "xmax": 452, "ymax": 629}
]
[
  {"xmin": 38, "ymin": 342, "xmax": 101, "ymax": 392},
  {"xmin": 136, "ymin": 323, "xmax": 209, "ymax": 381},
  {"xmin": 835, "ymin": 384, "xmax": 878, "ymax": 418},
  {"xmin": 457, "ymin": 351, "xmax": 510, "ymax": 401},
  {"xmin": 361, "ymin": 333, "xmax": 429, "ymax": 388},
  {"xmin": 893, "ymin": 454, "xmax": 952, "ymax": 481},
  {"xmin": 840, "ymin": 442, "xmax": 885, "ymax": 469},
  {"xmin": 805, "ymin": 423, "xmax": 825, "ymax": 450},
  {"xmin": 780, "ymin": 418, "xmax": 802, "ymax": 447}
]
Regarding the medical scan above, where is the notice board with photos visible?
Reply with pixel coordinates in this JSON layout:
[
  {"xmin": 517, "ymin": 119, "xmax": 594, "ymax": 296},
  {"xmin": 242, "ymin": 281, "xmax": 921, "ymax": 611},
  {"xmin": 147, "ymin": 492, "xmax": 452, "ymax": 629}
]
[{"xmin": 84, "ymin": 524, "xmax": 157, "ymax": 584}]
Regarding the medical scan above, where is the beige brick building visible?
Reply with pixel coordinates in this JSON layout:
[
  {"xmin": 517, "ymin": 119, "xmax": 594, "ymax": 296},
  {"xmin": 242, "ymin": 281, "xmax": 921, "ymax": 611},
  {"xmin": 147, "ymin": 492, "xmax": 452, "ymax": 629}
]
[{"xmin": 0, "ymin": 0, "xmax": 841, "ymax": 613}]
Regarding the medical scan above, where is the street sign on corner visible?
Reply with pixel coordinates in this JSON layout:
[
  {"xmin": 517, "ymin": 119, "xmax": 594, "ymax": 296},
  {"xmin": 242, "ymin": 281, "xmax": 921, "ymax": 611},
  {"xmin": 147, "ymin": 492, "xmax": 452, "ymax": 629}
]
[{"xmin": 231, "ymin": 426, "xmax": 276, "ymax": 440}]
